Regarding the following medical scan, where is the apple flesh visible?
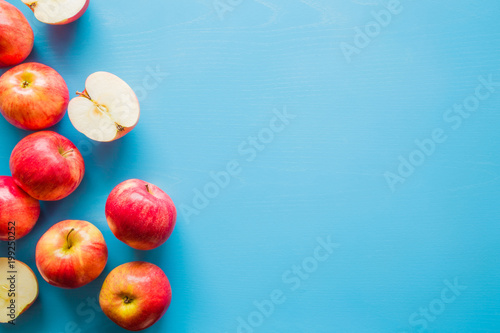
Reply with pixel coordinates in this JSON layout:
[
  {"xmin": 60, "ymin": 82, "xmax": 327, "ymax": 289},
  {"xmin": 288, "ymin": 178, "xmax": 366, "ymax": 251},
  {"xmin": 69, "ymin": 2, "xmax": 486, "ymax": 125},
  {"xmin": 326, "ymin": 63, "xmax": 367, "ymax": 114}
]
[
  {"xmin": 36, "ymin": 220, "xmax": 108, "ymax": 289},
  {"xmin": 10, "ymin": 131, "xmax": 85, "ymax": 201},
  {"xmin": 105, "ymin": 179, "xmax": 176, "ymax": 250},
  {"xmin": 21, "ymin": 0, "xmax": 89, "ymax": 25},
  {"xmin": 0, "ymin": 62, "xmax": 69, "ymax": 130},
  {"xmin": 99, "ymin": 261, "xmax": 171, "ymax": 331},
  {"xmin": 0, "ymin": 176, "xmax": 40, "ymax": 241},
  {"xmin": 0, "ymin": 258, "xmax": 38, "ymax": 323},
  {"xmin": 68, "ymin": 72, "xmax": 140, "ymax": 142},
  {"xmin": 0, "ymin": 0, "xmax": 34, "ymax": 67}
]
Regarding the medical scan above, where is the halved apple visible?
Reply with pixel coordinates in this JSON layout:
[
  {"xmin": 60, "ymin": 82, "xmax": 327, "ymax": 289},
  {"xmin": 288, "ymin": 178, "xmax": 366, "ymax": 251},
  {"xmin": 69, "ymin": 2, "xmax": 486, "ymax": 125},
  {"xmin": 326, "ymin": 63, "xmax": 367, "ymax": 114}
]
[
  {"xmin": 21, "ymin": 0, "xmax": 89, "ymax": 25},
  {"xmin": 0, "ymin": 258, "xmax": 38, "ymax": 323},
  {"xmin": 68, "ymin": 72, "xmax": 140, "ymax": 142}
]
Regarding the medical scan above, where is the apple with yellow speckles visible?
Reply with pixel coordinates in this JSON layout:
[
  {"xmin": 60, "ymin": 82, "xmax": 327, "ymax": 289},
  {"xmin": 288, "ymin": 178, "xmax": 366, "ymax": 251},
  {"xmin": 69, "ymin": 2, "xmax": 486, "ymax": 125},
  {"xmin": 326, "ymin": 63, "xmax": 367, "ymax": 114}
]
[
  {"xmin": 0, "ymin": 0, "xmax": 34, "ymax": 67},
  {"xmin": 0, "ymin": 63, "xmax": 69, "ymax": 130},
  {"xmin": 99, "ymin": 261, "xmax": 171, "ymax": 331},
  {"xmin": 35, "ymin": 220, "xmax": 108, "ymax": 289},
  {"xmin": 105, "ymin": 179, "xmax": 176, "ymax": 250},
  {"xmin": 10, "ymin": 131, "xmax": 85, "ymax": 201}
]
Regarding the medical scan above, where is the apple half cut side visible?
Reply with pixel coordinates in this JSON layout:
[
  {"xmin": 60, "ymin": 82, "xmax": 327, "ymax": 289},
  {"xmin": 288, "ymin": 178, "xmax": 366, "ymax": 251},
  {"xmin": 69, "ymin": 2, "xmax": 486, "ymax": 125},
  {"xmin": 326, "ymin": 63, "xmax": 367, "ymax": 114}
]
[
  {"xmin": 21, "ymin": 0, "xmax": 89, "ymax": 25},
  {"xmin": 68, "ymin": 72, "xmax": 140, "ymax": 142},
  {"xmin": 0, "ymin": 258, "xmax": 38, "ymax": 323}
]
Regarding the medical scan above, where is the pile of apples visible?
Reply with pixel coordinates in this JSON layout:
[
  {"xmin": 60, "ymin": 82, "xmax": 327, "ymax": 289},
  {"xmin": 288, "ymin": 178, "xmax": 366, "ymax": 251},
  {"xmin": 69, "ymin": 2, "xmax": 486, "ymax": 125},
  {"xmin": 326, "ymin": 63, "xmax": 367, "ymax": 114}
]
[{"xmin": 0, "ymin": 1, "xmax": 176, "ymax": 331}]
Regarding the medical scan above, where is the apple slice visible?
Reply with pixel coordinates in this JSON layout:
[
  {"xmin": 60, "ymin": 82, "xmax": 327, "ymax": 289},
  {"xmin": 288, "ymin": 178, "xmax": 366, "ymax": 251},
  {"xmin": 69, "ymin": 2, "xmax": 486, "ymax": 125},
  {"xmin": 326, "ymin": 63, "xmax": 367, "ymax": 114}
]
[
  {"xmin": 0, "ymin": 258, "xmax": 38, "ymax": 323},
  {"xmin": 68, "ymin": 72, "xmax": 140, "ymax": 142},
  {"xmin": 21, "ymin": 0, "xmax": 89, "ymax": 25}
]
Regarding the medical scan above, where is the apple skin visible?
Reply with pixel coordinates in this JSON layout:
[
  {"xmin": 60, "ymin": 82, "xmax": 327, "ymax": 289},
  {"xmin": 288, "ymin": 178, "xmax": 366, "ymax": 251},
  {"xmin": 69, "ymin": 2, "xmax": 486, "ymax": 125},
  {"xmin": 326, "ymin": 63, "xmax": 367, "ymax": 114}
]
[
  {"xmin": 0, "ymin": 1, "xmax": 34, "ymax": 67},
  {"xmin": 0, "ymin": 176, "xmax": 40, "ymax": 241},
  {"xmin": 0, "ymin": 62, "xmax": 69, "ymax": 130},
  {"xmin": 10, "ymin": 131, "xmax": 85, "ymax": 201},
  {"xmin": 105, "ymin": 179, "xmax": 176, "ymax": 250},
  {"xmin": 36, "ymin": 220, "xmax": 108, "ymax": 289},
  {"xmin": 99, "ymin": 261, "xmax": 171, "ymax": 331}
]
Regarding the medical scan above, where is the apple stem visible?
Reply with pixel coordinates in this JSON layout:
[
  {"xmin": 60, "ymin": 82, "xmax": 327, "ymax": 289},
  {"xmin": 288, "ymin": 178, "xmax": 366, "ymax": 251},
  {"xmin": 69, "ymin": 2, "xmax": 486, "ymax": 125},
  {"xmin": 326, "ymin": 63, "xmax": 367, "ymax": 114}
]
[
  {"xmin": 123, "ymin": 296, "xmax": 132, "ymax": 304},
  {"xmin": 145, "ymin": 184, "xmax": 152, "ymax": 194},
  {"xmin": 60, "ymin": 149, "xmax": 74, "ymax": 158},
  {"xmin": 115, "ymin": 123, "xmax": 125, "ymax": 132},
  {"xmin": 76, "ymin": 90, "xmax": 109, "ymax": 114},
  {"xmin": 76, "ymin": 90, "xmax": 92, "ymax": 100},
  {"xmin": 77, "ymin": 90, "xmax": 111, "ymax": 116},
  {"xmin": 66, "ymin": 228, "xmax": 75, "ymax": 249}
]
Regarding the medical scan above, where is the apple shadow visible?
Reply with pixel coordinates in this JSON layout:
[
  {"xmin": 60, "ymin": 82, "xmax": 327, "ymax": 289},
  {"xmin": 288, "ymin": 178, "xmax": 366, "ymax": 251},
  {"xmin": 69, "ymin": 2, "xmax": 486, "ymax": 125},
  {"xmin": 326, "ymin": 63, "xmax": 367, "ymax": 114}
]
[
  {"xmin": 54, "ymin": 276, "xmax": 108, "ymax": 332},
  {"xmin": 46, "ymin": 118, "xmax": 66, "ymax": 134},
  {"xmin": 47, "ymin": 18, "xmax": 85, "ymax": 55},
  {"xmin": 16, "ymin": 200, "xmax": 60, "ymax": 259},
  {"xmin": 128, "ymin": 227, "xmax": 190, "ymax": 332},
  {"xmin": 39, "ymin": 169, "xmax": 91, "ymax": 223},
  {"xmin": 162, "ymin": 230, "xmax": 192, "ymax": 333},
  {"xmin": 90, "ymin": 137, "xmax": 127, "ymax": 168},
  {"xmin": 131, "ymin": 245, "xmax": 164, "ymax": 263},
  {"xmin": 25, "ymin": 43, "xmax": 43, "ymax": 64},
  {"xmin": 0, "ymin": 119, "xmax": 34, "ymax": 147}
]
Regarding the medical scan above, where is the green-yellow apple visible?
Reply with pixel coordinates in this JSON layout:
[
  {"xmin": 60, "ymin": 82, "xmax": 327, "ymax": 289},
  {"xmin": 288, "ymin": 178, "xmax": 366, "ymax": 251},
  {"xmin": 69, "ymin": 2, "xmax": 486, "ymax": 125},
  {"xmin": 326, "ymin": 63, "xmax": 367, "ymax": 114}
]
[
  {"xmin": 0, "ymin": 258, "xmax": 38, "ymax": 323},
  {"xmin": 68, "ymin": 72, "xmax": 140, "ymax": 142},
  {"xmin": 36, "ymin": 220, "xmax": 108, "ymax": 289},
  {"xmin": 99, "ymin": 261, "xmax": 171, "ymax": 331},
  {"xmin": 21, "ymin": 0, "xmax": 89, "ymax": 25},
  {"xmin": 0, "ymin": 0, "xmax": 34, "ymax": 67},
  {"xmin": 0, "ymin": 62, "xmax": 69, "ymax": 130},
  {"xmin": 105, "ymin": 179, "xmax": 176, "ymax": 250},
  {"xmin": 10, "ymin": 131, "xmax": 85, "ymax": 201},
  {"xmin": 0, "ymin": 176, "xmax": 40, "ymax": 241}
]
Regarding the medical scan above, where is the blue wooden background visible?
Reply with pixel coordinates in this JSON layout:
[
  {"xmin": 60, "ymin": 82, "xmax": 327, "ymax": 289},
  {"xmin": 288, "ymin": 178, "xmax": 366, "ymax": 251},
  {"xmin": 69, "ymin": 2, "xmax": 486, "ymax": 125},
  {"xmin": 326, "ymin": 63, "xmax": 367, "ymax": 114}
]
[{"xmin": 1, "ymin": 0, "xmax": 500, "ymax": 332}]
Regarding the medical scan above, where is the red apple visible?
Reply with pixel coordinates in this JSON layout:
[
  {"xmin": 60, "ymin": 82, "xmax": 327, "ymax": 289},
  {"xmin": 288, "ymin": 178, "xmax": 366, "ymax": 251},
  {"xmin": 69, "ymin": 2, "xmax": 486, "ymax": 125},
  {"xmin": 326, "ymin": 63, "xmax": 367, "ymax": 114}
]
[
  {"xmin": 36, "ymin": 220, "xmax": 108, "ymax": 289},
  {"xmin": 0, "ymin": 0, "xmax": 34, "ymax": 67},
  {"xmin": 0, "ymin": 176, "xmax": 40, "ymax": 241},
  {"xmin": 0, "ymin": 62, "xmax": 69, "ymax": 130},
  {"xmin": 105, "ymin": 179, "xmax": 176, "ymax": 250},
  {"xmin": 21, "ymin": 0, "xmax": 89, "ymax": 25},
  {"xmin": 99, "ymin": 261, "xmax": 171, "ymax": 331},
  {"xmin": 10, "ymin": 131, "xmax": 85, "ymax": 201}
]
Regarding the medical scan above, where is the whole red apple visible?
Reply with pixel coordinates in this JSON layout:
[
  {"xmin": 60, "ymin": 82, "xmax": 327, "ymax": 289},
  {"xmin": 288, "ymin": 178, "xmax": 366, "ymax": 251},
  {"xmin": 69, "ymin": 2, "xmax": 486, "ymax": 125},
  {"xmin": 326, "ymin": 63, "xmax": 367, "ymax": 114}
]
[
  {"xmin": 0, "ymin": 0, "xmax": 34, "ymax": 67},
  {"xmin": 10, "ymin": 131, "xmax": 85, "ymax": 201},
  {"xmin": 99, "ymin": 261, "xmax": 172, "ymax": 331},
  {"xmin": 36, "ymin": 220, "xmax": 108, "ymax": 289},
  {"xmin": 0, "ymin": 176, "xmax": 40, "ymax": 241},
  {"xmin": 105, "ymin": 179, "xmax": 176, "ymax": 250},
  {"xmin": 0, "ymin": 62, "xmax": 69, "ymax": 130}
]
